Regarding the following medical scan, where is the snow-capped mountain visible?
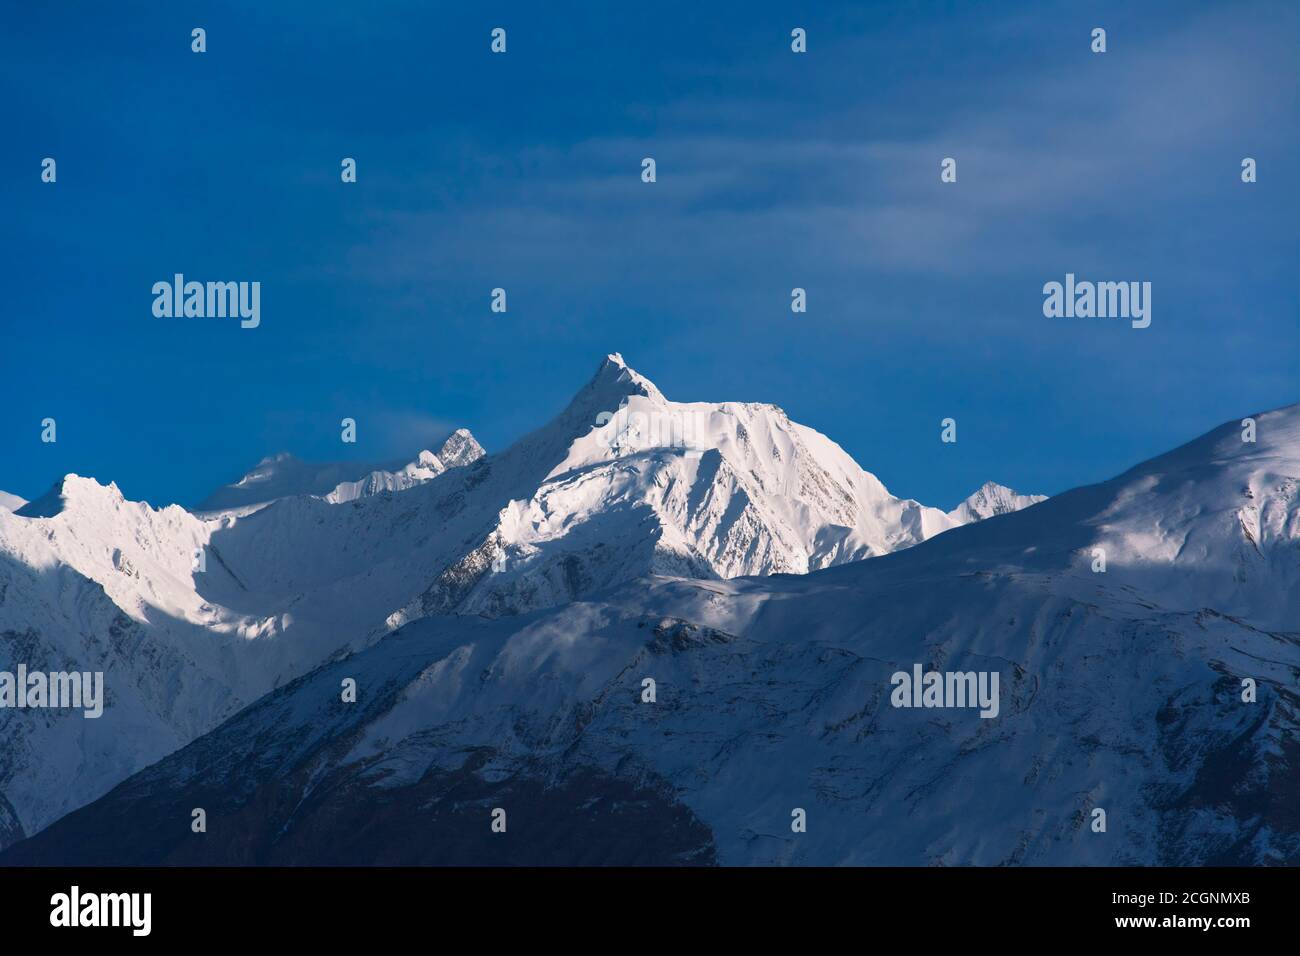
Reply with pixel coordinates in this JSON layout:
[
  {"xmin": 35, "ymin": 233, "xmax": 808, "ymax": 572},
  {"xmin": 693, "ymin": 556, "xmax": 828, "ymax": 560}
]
[
  {"xmin": 387, "ymin": 352, "xmax": 970, "ymax": 622},
  {"xmin": 1, "ymin": 475, "xmax": 247, "ymax": 845},
  {"xmin": 947, "ymin": 481, "xmax": 1047, "ymax": 523},
  {"xmin": 0, "ymin": 492, "xmax": 25, "ymax": 513},
  {"xmin": 0, "ymin": 354, "xmax": 1026, "ymax": 847},
  {"xmin": 9, "ymin": 403, "xmax": 1297, "ymax": 865},
  {"xmin": 196, "ymin": 428, "xmax": 485, "ymax": 514}
]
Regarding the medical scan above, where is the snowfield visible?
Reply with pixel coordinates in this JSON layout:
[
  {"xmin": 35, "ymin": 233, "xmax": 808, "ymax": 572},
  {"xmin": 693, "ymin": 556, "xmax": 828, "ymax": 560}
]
[{"xmin": 0, "ymin": 355, "xmax": 1146, "ymax": 860}]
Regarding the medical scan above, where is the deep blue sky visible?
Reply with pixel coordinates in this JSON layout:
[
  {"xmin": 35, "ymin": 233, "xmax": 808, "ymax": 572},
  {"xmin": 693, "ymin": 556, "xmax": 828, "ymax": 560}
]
[{"xmin": 3, "ymin": 0, "xmax": 1297, "ymax": 510}]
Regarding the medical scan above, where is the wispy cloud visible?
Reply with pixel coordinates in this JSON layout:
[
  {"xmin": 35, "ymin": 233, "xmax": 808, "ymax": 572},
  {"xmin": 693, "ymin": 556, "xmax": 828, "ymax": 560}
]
[
  {"xmin": 372, "ymin": 411, "xmax": 461, "ymax": 457},
  {"xmin": 340, "ymin": 2, "xmax": 1296, "ymax": 293}
]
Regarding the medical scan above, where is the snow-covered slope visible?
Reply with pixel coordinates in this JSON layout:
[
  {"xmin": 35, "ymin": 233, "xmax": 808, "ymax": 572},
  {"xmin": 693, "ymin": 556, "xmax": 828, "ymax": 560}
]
[
  {"xmin": 388, "ymin": 353, "xmax": 966, "ymax": 621},
  {"xmin": 0, "ymin": 354, "xmax": 1006, "ymax": 846},
  {"xmin": 948, "ymin": 481, "xmax": 1047, "ymax": 523},
  {"xmin": 0, "ymin": 492, "xmax": 25, "ymax": 513},
  {"xmin": 1, "ymin": 477, "xmax": 251, "ymax": 840},
  {"xmin": 7, "ymin": 402, "xmax": 1298, "ymax": 866}
]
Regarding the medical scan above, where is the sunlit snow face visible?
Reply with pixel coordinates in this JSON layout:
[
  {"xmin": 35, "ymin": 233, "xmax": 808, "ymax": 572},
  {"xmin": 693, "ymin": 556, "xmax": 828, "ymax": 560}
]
[{"xmin": 593, "ymin": 401, "xmax": 710, "ymax": 458}]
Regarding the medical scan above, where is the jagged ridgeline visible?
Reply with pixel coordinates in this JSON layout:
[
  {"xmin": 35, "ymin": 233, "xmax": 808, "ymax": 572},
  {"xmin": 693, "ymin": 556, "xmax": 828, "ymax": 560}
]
[{"xmin": 9, "ymin": 357, "xmax": 1296, "ymax": 864}]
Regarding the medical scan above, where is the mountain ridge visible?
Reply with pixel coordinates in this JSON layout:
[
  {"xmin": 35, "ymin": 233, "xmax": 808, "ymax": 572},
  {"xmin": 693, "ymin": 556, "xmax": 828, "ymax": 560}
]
[
  {"xmin": 0, "ymin": 354, "xmax": 1041, "ymax": 844},
  {"xmin": 7, "ymin": 398, "xmax": 1297, "ymax": 864},
  {"xmin": 196, "ymin": 428, "xmax": 487, "ymax": 515}
]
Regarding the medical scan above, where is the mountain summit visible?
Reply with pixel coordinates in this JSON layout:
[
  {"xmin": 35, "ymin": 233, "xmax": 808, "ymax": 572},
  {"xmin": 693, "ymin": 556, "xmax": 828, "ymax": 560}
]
[
  {"xmin": 0, "ymin": 354, "xmax": 1038, "ymax": 846},
  {"xmin": 387, "ymin": 353, "xmax": 983, "ymax": 621},
  {"xmin": 8, "ymin": 400, "xmax": 1298, "ymax": 865}
]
